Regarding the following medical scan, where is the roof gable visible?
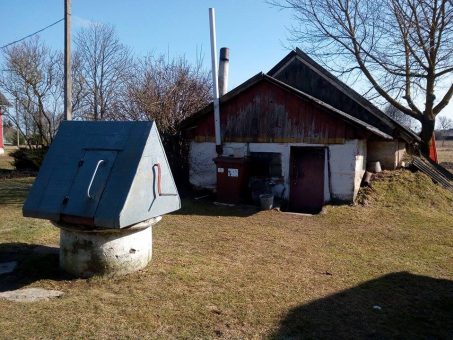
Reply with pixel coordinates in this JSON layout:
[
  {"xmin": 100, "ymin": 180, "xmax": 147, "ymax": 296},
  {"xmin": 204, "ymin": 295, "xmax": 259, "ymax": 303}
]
[
  {"xmin": 184, "ymin": 74, "xmax": 392, "ymax": 142},
  {"xmin": 268, "ymin": 48, "xmax": 419, "ymax": 143}
]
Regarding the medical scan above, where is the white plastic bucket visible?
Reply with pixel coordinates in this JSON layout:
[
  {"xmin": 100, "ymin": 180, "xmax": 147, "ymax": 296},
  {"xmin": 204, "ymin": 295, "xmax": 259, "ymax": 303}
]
[{"xmin": 259, "ymin": 194, "xmax": 274, "ymax": 210}]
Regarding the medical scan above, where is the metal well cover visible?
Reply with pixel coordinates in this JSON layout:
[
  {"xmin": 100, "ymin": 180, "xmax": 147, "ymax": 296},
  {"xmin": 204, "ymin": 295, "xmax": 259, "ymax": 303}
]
[{"xmin": 23, "ymin": 121, "xmax": 181, "ymax": 228}]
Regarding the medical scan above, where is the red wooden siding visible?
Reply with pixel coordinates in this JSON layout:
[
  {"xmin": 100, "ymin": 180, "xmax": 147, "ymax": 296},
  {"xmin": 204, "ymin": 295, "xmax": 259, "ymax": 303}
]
[{"xmin": 192, "ymin": 81, "xmax": 364, "ymax": 144}]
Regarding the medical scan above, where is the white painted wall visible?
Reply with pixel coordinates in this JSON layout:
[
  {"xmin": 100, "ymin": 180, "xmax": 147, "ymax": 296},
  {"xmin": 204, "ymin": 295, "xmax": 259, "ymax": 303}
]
[
  {"xmin": 188, "ymin": 139, "xmax": 366, "ymax": 203},
  {"xmin": 329, "ymin": 140, "xmax": 367, "ymax": 202},
  {"xmin": 188, "ymin": 142, "xmax": 217, "ymax": 189},
  {"xmin": 354, "ymin": 140, "xmax": 367, "ymax": 200}
]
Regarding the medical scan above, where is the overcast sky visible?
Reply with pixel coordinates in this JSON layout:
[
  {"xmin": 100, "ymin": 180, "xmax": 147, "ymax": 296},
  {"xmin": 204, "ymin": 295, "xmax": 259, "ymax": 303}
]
[{"xmin": 1, "ymin": 0, "xmax": 451, "ymax": 120}]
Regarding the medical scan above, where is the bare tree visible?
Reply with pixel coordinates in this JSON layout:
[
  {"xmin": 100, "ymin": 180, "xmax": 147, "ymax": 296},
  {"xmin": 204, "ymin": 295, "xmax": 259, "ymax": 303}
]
[
  {"xmin": 75, "ymin": 23, "xmax": 132, "ymax": 120},
  {"xmin": 436, "ymin": 115, "xmax": 453, "ymax": 145},
  {"xmin": 0, "ymin": 38, "xmax": 63, "ymax": 147},
  {"xmin": 118, "ymin": 54, "xmax": 211, "ymax": 133},
  {"xmin": 437, "ymin": 116, "xmax": 453, "ymax": 130},
  {"xmin": 272, "ymin": 0, "xmax": 453, "ymax": 154},
  {"xmin": 384, "ymin": 104, "xmax": 419, "ymax": 131},
  {"xmin": 113, "ymin": 54, "xmax": 211, "ymax": 186}
]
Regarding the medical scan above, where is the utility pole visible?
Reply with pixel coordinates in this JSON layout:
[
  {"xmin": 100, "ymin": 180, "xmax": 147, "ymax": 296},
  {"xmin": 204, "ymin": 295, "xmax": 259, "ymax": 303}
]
[
  {"xmin": 64, "ymin": 0, "xmax": 72, "ymax": 120},
  {"xmin": 15, "ymin": 98, "xmax": 19, "ymax": 146}
]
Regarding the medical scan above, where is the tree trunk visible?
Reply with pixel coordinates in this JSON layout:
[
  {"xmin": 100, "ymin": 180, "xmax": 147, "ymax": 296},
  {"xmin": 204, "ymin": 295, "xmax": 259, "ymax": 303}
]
[{"xmin": 420, "ymin": 117, "xmax": 436, "ymax": 156}]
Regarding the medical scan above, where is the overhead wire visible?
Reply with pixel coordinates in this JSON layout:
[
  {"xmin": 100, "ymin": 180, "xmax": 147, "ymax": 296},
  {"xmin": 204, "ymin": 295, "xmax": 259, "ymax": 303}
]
[{"xmin": 0, "ymin": 18, "xmax": 64, "ymax": 50}]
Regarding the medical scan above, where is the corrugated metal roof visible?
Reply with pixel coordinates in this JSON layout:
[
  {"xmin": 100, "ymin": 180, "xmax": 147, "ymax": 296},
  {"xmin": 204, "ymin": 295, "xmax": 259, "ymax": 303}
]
[{"xmin": 412, "ymin": 156, "xmax": 453, "ymax": 191}]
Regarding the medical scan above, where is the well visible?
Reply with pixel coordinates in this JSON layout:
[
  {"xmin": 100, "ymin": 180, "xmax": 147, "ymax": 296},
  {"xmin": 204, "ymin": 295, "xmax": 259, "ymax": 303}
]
[
  {"xmin": 22, "ymin": 121, "xmax": 181, "ymax": 278},
  {"xmin": 55, "ymin": 217, "xmax": 161, "ymax": 278}
]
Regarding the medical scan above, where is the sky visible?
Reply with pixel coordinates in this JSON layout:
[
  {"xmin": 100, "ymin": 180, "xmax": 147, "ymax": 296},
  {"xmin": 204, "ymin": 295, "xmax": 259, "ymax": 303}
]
[
  {"xmin": 0, "ymin": 0, "xmax": 295, "ymax": 89},
  {"xmin": 1, "ymin": 0, "xmax": 452, "ymax": 120}
]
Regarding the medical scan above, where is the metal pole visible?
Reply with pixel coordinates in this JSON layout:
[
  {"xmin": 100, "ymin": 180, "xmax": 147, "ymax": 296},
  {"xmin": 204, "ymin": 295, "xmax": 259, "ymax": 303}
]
[
  {"xmin": 209, "ymin": 8, "xmax": 222, "ymax": 154},
  {"xmin": 218, "ymin": 47, "xmax": 230, "ymax": 96},
  {"xmin": 64, "ymin": 0, "xmax": 72, "ymax": 120}
]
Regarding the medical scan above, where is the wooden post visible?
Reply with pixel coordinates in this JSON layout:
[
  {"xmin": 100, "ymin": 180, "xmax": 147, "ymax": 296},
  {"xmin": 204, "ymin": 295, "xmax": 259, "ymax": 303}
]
[
  {"xmin": 15, "ymin": 98, "xmax": 19, "ymax": 146},
  {"xmin": 64, "ymin": 0, "xmax": 72, "ymax": 120},
  {"xmin": 0, "ymin": 108, "xmax": 4, "ymax": 154}
]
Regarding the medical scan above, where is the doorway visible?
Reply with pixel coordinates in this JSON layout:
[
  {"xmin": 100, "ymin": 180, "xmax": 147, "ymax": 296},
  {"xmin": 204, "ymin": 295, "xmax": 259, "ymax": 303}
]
[{"xmin": 289, "ymin": 147, "xmax": 325, "ymax": 213}]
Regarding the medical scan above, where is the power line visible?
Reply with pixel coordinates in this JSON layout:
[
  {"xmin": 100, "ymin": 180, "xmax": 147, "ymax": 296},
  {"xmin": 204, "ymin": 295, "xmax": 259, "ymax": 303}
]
[{"xmin": 0, "ymin": 18, "xmax": 64, "ymax": 50}]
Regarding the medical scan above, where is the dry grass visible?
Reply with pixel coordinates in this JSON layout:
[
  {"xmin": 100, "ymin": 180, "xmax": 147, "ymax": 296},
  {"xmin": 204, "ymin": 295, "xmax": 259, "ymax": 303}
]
[
  {"xmin": 0, "ymin": 170, "xmax": 452, "ymax": 338},
  {"xmin": 437, "ymin": 139, "xmax": 453, "ymax": 172},
  {"xmin": 0, "ymin": 146, "xmax": 15, "ymax": 171}
]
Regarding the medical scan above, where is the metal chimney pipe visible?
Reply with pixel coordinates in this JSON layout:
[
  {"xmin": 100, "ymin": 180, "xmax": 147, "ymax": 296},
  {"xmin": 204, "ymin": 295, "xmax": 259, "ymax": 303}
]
[
  {"xmin": 209, "ymin": 8, "xmax": 222, "ymax": 155},
  {"xmin": 219, "ymin": 47, "xmax": 229, "ymax": 96},
  {"xmin": 64, "ymin": 0, "xmax": 72, "ymax": 120}
]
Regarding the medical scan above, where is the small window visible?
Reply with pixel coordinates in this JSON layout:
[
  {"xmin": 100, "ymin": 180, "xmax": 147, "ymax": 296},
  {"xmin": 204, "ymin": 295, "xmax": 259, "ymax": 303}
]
[{"xmin": 250, "ymin": 152, "xmax": 282, "ymax": 177}]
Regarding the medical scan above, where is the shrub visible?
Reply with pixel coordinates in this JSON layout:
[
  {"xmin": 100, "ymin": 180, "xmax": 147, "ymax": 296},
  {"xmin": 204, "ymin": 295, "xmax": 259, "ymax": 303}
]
[{"xmin": 10, "ymin": 147, "xmax": 48, "ymax": 171}]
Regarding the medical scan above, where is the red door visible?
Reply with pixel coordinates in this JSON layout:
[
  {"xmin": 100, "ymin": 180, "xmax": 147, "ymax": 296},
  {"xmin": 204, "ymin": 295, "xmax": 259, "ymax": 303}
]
[{"xmin": 289, "ymin": 147, "xmax": 325, "ymax": 213}]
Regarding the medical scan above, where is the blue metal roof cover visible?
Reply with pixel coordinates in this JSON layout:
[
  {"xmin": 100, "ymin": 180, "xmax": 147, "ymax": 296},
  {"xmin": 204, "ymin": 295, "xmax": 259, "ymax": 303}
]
[{"xmin": 23, "ymin": 121, "xmax": 180, "ymax": 228}]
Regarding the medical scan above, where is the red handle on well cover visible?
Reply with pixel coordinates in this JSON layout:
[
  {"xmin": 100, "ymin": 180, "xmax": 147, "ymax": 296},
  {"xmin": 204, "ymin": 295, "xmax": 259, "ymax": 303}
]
[
  {"xmin": 153, "ymin": 162, "xmax": 178, "ymax": 197},
  {"xmin": 154, "ymin": 163, "xmax": 162, "ymax": 195}
]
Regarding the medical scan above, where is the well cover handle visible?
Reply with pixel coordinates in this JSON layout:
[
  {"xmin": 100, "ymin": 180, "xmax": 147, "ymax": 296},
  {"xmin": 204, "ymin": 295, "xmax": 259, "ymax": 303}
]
[{"xmin": 87, "ymin": 160, "xmax": 105, "ymax": 199}]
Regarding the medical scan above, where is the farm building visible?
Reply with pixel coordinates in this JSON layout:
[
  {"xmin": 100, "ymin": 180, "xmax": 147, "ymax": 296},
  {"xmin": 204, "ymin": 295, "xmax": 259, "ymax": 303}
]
[
  {"xmin": 182, "ymin": 49, "xmax": 420, "ymax": 213},
  {"xmin": 436, "ymin": 129, "xmax": 453, "ymax": 140}
]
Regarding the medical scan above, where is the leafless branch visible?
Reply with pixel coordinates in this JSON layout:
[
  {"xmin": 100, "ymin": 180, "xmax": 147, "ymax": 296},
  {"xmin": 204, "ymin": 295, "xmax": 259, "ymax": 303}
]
[{"xmin": 270, "ymin": 0, "xmax": 453, "ymax": 148}]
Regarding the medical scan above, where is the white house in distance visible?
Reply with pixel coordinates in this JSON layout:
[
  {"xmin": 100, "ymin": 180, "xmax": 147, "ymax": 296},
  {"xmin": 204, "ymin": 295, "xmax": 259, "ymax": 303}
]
[{"xmin": 0, "ymin": 92, "xmax": 11, "ymax": 155}]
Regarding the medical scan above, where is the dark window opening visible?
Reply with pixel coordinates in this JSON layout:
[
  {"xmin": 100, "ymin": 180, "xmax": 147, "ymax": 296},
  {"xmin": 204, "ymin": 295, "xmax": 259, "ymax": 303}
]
[{"xmin": 249, "ymin": 152, "xmax": 282, "ymax": 178}]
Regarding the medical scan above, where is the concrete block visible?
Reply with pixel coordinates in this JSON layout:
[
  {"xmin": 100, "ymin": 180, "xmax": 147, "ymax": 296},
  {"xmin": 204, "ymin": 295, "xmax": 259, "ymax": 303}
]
[
  {"xmin": 367, "ymin": 140, "xmax": 406, "ymax": 170},
  {"xmin": 57, "ymin": 218, "xmax": 160, "ymax": 278},
  {"xmin": 0, "ymin": 288, "xmax": 64, "ymax": 302}
]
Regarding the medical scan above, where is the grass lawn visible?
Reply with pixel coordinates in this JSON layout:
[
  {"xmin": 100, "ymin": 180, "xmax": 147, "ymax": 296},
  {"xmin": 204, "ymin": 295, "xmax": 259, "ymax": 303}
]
[{"xmin": 0, "ymin": 169, "xmax": 452, "ymax": 338}]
